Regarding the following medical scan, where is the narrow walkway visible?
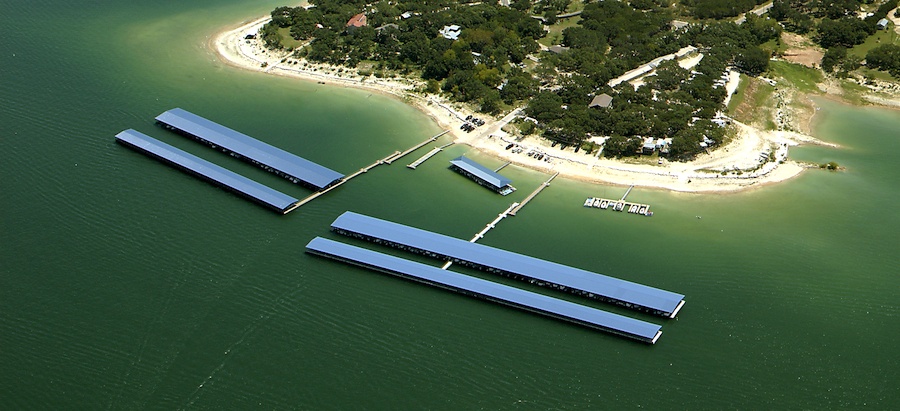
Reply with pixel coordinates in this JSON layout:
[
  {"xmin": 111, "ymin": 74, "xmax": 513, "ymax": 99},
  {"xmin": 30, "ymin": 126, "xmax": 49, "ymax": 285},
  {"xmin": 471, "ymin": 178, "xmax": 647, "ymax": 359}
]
[
  {"xmin": 284, "ymin": 150, "xmax": 399, "ymax": 213},
  {"xmin": 385, "ymin": 130, "xmax": 449, "ymax": 164},
  {"xmin": 509, "ymin": 172, "xmax": 558, "ymax": 216},
  {"xmin": 442, "ymin": 202, "xmax": 519, "ymax": 270},
  {"xmin": 407, "ymin": 142, "xmax": 454, "ymax": 169},
  {"xmin": 620, "ymin": 185, "xmax": 634, "ymax": 202}
]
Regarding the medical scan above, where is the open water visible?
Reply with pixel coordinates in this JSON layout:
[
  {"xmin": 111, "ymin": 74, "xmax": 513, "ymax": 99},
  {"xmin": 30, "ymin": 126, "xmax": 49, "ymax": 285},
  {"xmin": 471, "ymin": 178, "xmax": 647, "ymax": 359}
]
[{"xmin": 1, "ymin": 0, "xmax": 898, "ymax": 408}]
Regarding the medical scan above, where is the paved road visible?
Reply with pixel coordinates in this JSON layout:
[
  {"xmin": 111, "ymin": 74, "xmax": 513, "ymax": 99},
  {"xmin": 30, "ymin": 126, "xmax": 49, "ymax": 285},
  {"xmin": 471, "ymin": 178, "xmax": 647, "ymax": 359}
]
[{"xmin": 735, "ymin": 1, "xmax": 774, "ymax": 25}]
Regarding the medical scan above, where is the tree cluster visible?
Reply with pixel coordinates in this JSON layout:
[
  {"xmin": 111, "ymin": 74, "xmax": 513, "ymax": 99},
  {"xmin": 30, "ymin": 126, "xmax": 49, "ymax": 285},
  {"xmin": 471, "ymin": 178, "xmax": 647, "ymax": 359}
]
[
  {"xmin": 771, "ymin": 0, "xmax": 896, "ymax": 77},
  {"xmin": 682, "ymin": 0, "xmax": 768, "ymax": 20},
  {"xmin": 263, "ymin": 1, "xmax": 543, "ymax": 113},
  {"xmin": 770, "ymin": 0, "xmax": 888, "ymax": 48},
  {"xmin": 522, "ymin": 1, "xmax": 774, "ymax": 160},
  {"xmin": 866, "ymin": 44, "xmax": 900, "ymax": 77}
]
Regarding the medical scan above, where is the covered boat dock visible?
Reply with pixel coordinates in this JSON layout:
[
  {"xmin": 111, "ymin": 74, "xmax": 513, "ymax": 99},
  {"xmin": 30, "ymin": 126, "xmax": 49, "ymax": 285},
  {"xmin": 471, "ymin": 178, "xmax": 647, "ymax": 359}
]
[
  {"xmin": 115, "ymin": 129, "xmax": 299, "ymax": 213},
  {"xmin": 305, "ymin": 237, "xmax": 663, "ymax": 343},
  {"xmin": 449, "ymin": 156, "xmax": 515, "ymax": 195},
  {"xmin": 330, "ymin": 211, "xmax": 685, "ymax": 317},
  {"xmin": 155, "ymin": 108, "xmax": 344, "ymax": 191}
]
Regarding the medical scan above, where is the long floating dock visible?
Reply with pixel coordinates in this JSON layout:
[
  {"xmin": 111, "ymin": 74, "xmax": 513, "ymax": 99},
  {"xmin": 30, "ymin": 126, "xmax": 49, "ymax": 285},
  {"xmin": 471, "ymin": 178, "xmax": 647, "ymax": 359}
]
[
  {"xmin": 306, "ymin": 237, "xmax": 663, "ymax": 343},
  {"xmin": 407, "ymin": 142, "xmax": 454, "ymax": 169},
  {"xmin": 115, "ymin": 129, "xmax": 298, "ymax": 213},
  {"xmin": 385, "ymin": 130, "xmax": 449, "ymax": 165},
  {"xmin": 330, "ymin": 212, "xmax": 685, "ymax": 317},
  {"xmin": 155, "ymin": 108, "xmax": 344, "ymax": 191},
  {"xmin": 509, "ymin": 172, "xmax": 558, "ymax": 216},
  {"xmin": 284, "ymin": 150, "xmax": 400, "ymax": 214}
]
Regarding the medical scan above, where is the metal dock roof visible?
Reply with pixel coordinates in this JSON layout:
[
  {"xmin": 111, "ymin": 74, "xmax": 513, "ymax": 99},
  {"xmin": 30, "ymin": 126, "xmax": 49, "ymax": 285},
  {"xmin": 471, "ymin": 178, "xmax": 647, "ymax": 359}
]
[
  {"xmin": 115, "ymin": 129, "xmax": 299, "ymax": 213},
  {"xmin": 155, "ymin": 108, "xmax": 344, "ymax": 190},
  {"xmin": 305, "ymin": 237, "xmax": 662, "ymax": 343},
  {"xmin": 331, "ymin": 211, "xmax": 685, "ymax": 316},
  {"xmin": 449, "ymin": 156, "xmax": 512, "ymax": 189}
]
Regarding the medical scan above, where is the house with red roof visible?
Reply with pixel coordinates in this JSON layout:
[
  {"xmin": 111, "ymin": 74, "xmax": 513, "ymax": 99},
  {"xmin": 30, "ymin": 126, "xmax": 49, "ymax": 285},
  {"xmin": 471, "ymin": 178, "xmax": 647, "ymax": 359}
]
[{"xmin": 346, "ymin": 13, "xmax": 367, "ymax": 29}]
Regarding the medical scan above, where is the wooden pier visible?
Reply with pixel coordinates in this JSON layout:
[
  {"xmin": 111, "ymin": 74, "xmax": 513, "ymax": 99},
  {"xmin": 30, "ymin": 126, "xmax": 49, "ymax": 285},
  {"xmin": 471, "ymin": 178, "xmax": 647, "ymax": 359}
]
[
  {"xmin": 283, "ymin": 150, "xmax": 400, "ymax": 214},
  {"xmin": 509, "ymin": 172, "xmax": 558, "ymax": 216},
  {"xmin": 407, "ymin": 142, "xmax": 454, "ymax": 169},
  {"xmin": 385, "ymin": 130, "xmax": 450, "ymax": 165},
  {"xmin": 494, "ymin": 161, "xmax": 511, "ymax": 172}
]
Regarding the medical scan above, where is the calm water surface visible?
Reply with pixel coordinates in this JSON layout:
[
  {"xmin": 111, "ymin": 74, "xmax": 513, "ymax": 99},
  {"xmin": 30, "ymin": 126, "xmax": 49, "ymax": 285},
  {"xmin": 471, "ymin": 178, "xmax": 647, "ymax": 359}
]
[{"xmin": 1, "ymin": 0, "xmax": 898, "ymax": 408}]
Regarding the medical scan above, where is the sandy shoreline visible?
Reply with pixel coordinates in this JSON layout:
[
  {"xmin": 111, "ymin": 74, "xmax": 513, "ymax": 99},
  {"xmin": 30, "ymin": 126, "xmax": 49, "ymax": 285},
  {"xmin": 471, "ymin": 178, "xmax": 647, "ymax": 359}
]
[{"xmin": 211, "ymin": 14, "xmax": 843, "ymax": 193}]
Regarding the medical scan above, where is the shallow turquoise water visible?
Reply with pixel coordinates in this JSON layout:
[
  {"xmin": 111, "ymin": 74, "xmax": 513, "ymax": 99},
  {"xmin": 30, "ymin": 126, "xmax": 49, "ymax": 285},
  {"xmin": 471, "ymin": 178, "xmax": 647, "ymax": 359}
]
[{"xmin": 1, "ymin": 1, "xmax": 898, "ymax": 408}]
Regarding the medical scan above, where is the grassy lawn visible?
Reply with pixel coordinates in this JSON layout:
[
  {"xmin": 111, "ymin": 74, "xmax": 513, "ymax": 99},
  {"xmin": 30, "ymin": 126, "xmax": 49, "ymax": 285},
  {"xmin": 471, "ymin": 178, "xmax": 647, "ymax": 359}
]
[
  {"xmin": 768, "ymin": 60, "xmax": 823, "ymax": 93},
  {"xmin": 731, "ymin": 77, "xmax": 777, "ymax": 129},
  {"xmin": 726, "ymin": 73, "xmax": 751, "ymax": 115},
  {"xmin": 539, "ymin": 17, "xmax": 581, "ymax": 48},
  {"xmin": 277, "ymin": 27, "xmax": 305, "ymax": 50},
  {"xmin": 848, "ymin": 29, "xmax": 900, "ymax": 59},
  {"xmin": 836, "ymin": 78, "xmax": 874, "ymax": 105},
  {"xmin": 565, "ymin": 0, "xmax": 585, "ymax": 14},
  {"xmin": 857, "ymin": 66, "xmax": 896, "ymax": 82},
  {"xmin": 760, "ymin": 37, "xmax": 791, "ymax": 56}
]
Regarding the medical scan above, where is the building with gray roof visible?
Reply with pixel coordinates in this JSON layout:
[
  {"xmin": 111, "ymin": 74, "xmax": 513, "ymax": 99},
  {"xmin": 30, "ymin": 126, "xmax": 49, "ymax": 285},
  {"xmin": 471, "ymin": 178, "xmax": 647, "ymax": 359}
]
[
  {"xmin": 306, "ymin": 237, "xmax": 663, "ymax": 343},
  {"xmin": 449, "ymin": 156, "xmax": 515, "ymax": 195},
  {"xmin": 115, "ymin": 129, "xmax": 298, "ymax": 213},
  {"xmin": 155, "ymin": 108, "xmax": 344, "ymax": 191},
  {"xmin": 330, "ymin": 211, "xmax": 686, "ymax": 317}
]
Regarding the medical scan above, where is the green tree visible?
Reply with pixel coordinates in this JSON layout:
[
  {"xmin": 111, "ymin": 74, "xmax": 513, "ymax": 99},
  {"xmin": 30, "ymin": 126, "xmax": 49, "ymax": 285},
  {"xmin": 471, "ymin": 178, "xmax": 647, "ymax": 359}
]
[
  {"xmin": 735, "ymin": 46, "xmax": 769, "ymax": 76},
  {"xmin": 821, "ymin": 46, "xmax": 846, "ymax": 73},
  {"xmin": 526, "ymin": 91, "xmax": 564, "ymax": 123},
  {"xmin": 480, "ymin": 89, "xmax": 503, "ymax": 114},
  {"xmin": 866, "ymin": 44, "xmax": 900, "ymax": 76}
]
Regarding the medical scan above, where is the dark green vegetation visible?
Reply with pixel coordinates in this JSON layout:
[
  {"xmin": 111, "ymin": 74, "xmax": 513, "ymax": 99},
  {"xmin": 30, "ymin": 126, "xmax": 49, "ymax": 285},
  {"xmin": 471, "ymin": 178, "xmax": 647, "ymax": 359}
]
[
  {"xmin": 682, "ymin": 0, "xmax": 768, "ymax": 19},
  {"xmin": 772, "ymin": 0, "xmax": 900, "ymax": 77},
  {"xmin": 262, "ymin": 0, "xmax": 899, "ymax": 160},
  {"xmin": 4, "ymin": 1, "xmax": 900, "ymax": 408},
  {"xmin": 820, "ymin": 161, "xmax": 841, "ymax": 170},
  {"xmin": 263, "ymin": 0, "xmax": 542, "ymax": 113},
  {"xmin": 522, "ymin": 2, "xmax": 779, "ymax": 159},
  {"xmin": 865, "ymin": 44, "xmax": 900, "ymax": 76}
]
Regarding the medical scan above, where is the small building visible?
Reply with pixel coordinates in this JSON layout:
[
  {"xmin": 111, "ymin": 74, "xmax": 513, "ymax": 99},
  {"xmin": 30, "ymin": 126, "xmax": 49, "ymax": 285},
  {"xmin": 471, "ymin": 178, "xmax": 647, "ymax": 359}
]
[
  {"xmin": 346, "ymin": 13, "xmax": 367, "ymax": 28},
  {"xmin": 877, "ymin": 18, "xmax": 890, "ymax": 30},
  {"xmin": 671, "ymin": 20, "xmax": 689, "ymax": 31},
  {"xmin": 449, "ymin": 156, "xmax": 515, "ymax": 195},
  {"xmin": 548, "ymin": 45, "xmax": 570, "ymax": 54},
  {"xmin": 589, "ymin": 93, "xmax": 613, "ymax": 109},
  {"xmin": 658, "ymin": 138, "xmax": 673, "ymax": 154},
  {"xmin": 440, "ymin": 25, "xmax": 462, "ymax": 41},
  {"xmin": 400, "ymin": 11, "xmax": 413, "ymax": 19}
]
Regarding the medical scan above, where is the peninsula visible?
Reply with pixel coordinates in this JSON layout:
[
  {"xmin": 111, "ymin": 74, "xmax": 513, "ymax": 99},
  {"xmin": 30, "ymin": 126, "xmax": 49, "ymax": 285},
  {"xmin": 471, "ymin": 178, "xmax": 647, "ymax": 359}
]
[{"xmin": 212, "ymin": 0, "xmax": 900, "ymax": 193}]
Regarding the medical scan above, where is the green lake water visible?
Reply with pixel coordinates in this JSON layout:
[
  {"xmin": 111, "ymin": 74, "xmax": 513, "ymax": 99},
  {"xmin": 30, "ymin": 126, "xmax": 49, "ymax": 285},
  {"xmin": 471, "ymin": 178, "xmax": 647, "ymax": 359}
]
[{"xmin": 1, "ymin": 0, "xmax": 898, "ymax": 408}]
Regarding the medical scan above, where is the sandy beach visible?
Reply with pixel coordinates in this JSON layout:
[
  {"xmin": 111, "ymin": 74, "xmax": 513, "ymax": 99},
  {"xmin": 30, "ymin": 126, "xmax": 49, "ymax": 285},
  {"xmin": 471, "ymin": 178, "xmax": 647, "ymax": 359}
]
[{"xmin": 211, "ymin": 14, "xmax": 842, "ymax": 193}]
